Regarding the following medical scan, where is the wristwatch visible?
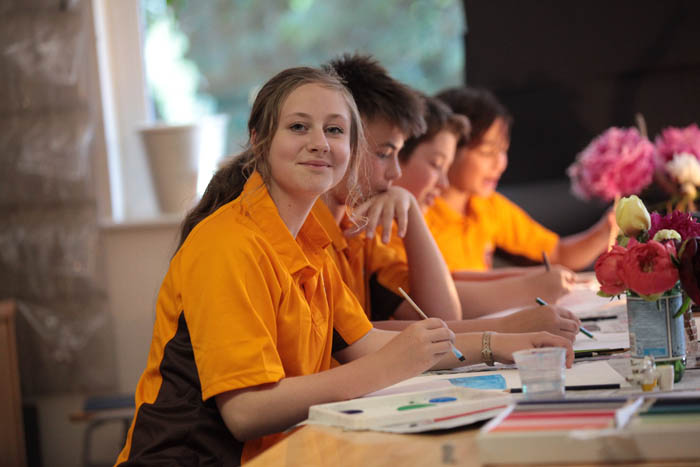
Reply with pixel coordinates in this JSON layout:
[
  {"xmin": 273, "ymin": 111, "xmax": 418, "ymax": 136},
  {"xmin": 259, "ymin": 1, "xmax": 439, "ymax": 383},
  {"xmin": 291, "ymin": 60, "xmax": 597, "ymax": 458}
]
[{"xmin": 481, "ymin": 331, "xmax": 495, "ymax": 366}]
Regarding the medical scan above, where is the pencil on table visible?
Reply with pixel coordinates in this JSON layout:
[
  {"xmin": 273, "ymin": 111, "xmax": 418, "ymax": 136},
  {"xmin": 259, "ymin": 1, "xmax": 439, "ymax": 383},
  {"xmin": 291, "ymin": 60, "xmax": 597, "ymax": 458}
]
[
  {"xmin": 397, "ymin": 287, "xmax": 466, "ymax": 362},
  {"xmin": 535, "ymin": 297, "xmax": 596, "ymax": 340},
  {"xmin": 542, "ymin": 251, "xmax": 551, "ymax": 272}
]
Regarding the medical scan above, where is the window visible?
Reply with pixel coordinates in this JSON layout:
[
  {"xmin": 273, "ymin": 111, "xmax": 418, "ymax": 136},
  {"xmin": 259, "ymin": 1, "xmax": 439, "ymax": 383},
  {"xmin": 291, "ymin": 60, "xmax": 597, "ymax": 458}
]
[{"xmin": 95, "ymin": 0, "xmax": 465, "ymax": 220}]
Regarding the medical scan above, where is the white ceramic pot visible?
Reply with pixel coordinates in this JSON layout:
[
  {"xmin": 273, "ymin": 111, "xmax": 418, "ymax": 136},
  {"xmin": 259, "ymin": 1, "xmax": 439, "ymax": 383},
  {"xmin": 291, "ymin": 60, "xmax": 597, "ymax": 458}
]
[{"xmin": 139, "ymin": 123, "xmax": 200, "ymax": 214}]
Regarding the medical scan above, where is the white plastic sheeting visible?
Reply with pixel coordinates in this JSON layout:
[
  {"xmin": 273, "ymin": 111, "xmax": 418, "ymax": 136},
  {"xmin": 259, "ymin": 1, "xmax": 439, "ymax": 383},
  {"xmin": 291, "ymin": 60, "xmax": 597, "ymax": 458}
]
[{"xmin": 0, "ymin": 0, "xmax": 116, "ymax": 395}]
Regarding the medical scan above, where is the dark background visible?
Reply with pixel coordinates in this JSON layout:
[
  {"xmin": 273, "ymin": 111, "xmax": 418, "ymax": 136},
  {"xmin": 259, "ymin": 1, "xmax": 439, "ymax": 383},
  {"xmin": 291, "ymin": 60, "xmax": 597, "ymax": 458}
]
[{"xmin": 461, "ymin": 0, "xmax": 700, "ymax": 239}]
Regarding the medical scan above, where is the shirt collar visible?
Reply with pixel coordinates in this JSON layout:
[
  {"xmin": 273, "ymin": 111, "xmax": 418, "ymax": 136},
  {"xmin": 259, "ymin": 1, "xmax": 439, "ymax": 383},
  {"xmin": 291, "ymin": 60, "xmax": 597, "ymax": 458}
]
[
  {"xmin": 312, "ymin": 199, "xmax": 349, "ymax": 253},
  {"xmin": 430, "ymin": 196, "xmax": 463, "ymax": 225},
  {"xmin": 240, "ymin": 172, "xmax": 331, "ymax": 275}
]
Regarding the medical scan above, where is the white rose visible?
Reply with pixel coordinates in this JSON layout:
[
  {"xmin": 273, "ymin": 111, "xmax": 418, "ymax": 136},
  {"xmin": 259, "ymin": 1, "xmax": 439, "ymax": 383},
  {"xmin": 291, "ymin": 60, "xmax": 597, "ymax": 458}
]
[{"xmin": 666, "ymin": 153, "xmax": 700, "ymax": 186}]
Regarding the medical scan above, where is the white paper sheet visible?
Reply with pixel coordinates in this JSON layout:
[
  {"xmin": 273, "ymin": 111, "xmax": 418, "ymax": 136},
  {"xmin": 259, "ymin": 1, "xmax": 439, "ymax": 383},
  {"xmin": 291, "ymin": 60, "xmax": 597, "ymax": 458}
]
[{"xmin": 574, "ymin": 331, "xmax": 629, "ymax": 352}]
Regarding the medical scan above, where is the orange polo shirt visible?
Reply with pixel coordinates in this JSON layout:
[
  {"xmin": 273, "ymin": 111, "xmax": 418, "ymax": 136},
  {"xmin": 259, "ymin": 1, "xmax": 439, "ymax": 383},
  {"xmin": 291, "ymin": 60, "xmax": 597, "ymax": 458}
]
[
  {"xmin": 424, "ymin": 194, "xmax": 559, "ymax": 271},
  {"xmin": 116, "ymin": 172, "xmax": 373, "ymax": 466},
  {"xmin": 311, "ymin": 200, "xmax": 409, "ymax": 320}
]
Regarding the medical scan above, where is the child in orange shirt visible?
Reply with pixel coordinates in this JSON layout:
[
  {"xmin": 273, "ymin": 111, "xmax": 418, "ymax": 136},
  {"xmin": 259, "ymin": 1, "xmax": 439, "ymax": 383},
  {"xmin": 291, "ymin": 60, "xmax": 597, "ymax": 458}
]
[
  {"xmin": 115, "ymin": 67, "xmax": 574, "ymax": 466},
  {"xmin": 395, "ymin": 96, "xmax": 581, "ymax": 334},
  {"xmin": 319, "ymin": 53, "xmax": 462, "ymax": 322},
  {"xmin": 323, "ymin": 54, "xmax": 576, "ymax": 324},
  {"xmin": 431, "ymin": 86, "xmax": 616, "ymax": 273}
]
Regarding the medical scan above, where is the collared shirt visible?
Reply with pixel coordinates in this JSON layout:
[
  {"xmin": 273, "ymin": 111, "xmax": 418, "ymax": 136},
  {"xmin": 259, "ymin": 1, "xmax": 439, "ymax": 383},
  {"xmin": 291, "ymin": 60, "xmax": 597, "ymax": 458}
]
[
  {"xmin": 312, "ymin": 200, "xmax": 409, "ymax": 320},
  {"xmin": 425, "ymin": 194, "xmax": 559, "ymax": 271},
  {"xmin": 116, "ymin": 172, "xmax": 373, "ymax": 466}
]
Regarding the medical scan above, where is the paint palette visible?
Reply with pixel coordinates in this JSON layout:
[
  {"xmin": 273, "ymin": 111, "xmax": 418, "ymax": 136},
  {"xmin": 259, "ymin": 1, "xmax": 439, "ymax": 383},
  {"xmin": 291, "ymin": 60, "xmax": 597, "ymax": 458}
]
[{"xmin": 308, "ymin": 386, "xmax": 511, "ymax": 432}]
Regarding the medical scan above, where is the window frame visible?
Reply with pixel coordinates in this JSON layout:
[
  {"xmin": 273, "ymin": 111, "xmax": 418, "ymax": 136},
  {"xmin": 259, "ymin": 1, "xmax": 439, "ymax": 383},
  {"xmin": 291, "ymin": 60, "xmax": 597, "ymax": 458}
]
[{"xmin": 93, "ymin": 0, "xmax": 159, "ymax": 221}]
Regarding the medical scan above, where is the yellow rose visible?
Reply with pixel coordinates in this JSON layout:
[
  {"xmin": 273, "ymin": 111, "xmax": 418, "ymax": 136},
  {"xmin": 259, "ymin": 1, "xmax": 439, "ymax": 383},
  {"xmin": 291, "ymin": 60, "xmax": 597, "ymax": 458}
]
[{"xmin": 615, "ymin": 195, "xmax": 650, "ymax": 237}]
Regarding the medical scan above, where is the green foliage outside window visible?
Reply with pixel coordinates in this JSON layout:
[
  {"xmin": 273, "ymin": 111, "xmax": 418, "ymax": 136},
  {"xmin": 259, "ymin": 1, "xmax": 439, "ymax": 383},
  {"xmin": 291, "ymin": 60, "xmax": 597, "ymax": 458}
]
[{"xmin": 143, "ymin": 0, "xmax": 465, "ymax": 151}]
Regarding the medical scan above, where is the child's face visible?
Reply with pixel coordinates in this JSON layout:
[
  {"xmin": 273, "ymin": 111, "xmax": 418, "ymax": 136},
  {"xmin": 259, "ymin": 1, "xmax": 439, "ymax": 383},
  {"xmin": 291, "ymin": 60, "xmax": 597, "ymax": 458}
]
[
  {"xmin": 396, "ymin": 129, "xmax": 457, "ymax": 208},
  {"xmin": 448, "ymin": 117, "xmax": 509, "ymax": 198},
  {"xmin": 359, "ymin": 117, "xmax": 406, "ymax": 196},
  {"xmin": 268, "ymin": 83, "xmax": 352, "ymax": 204}
]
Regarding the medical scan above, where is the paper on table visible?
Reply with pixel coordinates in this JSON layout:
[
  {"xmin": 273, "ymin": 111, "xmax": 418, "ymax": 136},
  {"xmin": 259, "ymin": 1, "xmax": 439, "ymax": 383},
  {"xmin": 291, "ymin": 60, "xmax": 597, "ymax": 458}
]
[
  {"xmin": 366, "ymin": 361, "xmax": 630, "ymax": 397},
  {"xmin": 556, "ymin": 287, "xmax": 626, "ymax": 318},
  {"xmin": 565, "ymin": 360, "xmax": 629, "ymax": 387},
  {"xmin": 574, "ymin": 331, "xmax": 629, "ymax": 352},
  {"xmin": 477, "ymin": 279, "xmax": 625, "ymax": 321}
]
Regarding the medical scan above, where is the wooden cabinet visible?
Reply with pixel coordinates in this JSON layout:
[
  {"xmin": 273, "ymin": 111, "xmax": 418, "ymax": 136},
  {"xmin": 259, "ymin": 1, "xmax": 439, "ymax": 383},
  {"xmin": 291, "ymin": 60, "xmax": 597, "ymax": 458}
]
[{"xmin": 0, "ymin": 300, "xmax": 26, "ymax": 467}]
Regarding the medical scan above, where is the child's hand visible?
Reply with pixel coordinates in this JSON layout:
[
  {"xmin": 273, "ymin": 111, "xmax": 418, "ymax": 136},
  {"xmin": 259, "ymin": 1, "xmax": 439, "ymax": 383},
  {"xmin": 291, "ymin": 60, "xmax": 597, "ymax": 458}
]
[
  {"xmin": 490, "ymin": 332, "xmax": 575, "ymax": 368},
  {"xmin": 346, "ymin": 186, "xmax": 417, "ymax": 243},
  {"xmin": 380, "ymin": 318, "xmax": 455, "ymax": 375},
  {"xmin": 601, "ymin": 206, "xmax": 618, "ymax": 237},
  {"xmin": 534, "ymin": 265, "xmax": 575, "ymax": 303},
  {"xmin": 499, "ymin": 305, "xmax": 581, "ymax": 342}
]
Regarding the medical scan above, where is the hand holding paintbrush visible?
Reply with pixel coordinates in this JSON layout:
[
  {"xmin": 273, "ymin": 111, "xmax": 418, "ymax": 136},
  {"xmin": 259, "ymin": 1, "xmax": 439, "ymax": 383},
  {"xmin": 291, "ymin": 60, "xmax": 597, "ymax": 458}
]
[{"xmin": 398, "ymin": 287, "xmax": 466, "ymax": 362}]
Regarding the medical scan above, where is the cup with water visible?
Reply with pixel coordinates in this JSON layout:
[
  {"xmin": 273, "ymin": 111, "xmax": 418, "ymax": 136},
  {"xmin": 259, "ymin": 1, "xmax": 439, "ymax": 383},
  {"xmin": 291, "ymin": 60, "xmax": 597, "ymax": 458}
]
[{"xmin": 513, "ymin": 347, "xmax": 566, "ymax": 399}]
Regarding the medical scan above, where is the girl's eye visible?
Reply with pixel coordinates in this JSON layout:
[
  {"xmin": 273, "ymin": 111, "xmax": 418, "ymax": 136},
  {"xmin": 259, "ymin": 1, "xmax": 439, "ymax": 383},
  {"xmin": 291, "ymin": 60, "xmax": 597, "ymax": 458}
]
[
  {"xmin": 290, "ymin": 123, "xmax": 307, "ymax": 132},
  {"xmin": 326, "ymin": 126, "xmax": 344, "ymax": 135},
  {"xmin": 376, "ymin": 152, "xmax": 392, "ymax": 159}
]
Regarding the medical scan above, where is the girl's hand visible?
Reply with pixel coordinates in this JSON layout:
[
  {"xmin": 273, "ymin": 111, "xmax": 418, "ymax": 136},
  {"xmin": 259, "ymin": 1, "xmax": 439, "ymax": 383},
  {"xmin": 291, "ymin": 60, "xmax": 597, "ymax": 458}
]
[
  {"xmin": 347, "ymin": 186, "xmax": 417, "ymax": 243},
  {"xmin": 533, "ymin": 265, "xmax": 576, "ymax": 303},
  {"xmin": 378, "ymin": 318, "xmax": 455, "ymax": 377},
  {"xmin": 499, "ymin": 305, "xmax": 581, "ymax": 342},
  {"xmin": 490, "ymin": 331, "xmax": 575, "ymax": 368}
]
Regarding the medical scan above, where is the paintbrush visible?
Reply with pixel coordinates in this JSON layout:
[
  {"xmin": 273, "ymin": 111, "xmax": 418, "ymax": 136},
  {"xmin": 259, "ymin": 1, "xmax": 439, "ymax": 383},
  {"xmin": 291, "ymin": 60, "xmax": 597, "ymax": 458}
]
[
  {"xmin": 536, "ymin": 297, "xmax": 596, "ymax": 339},
  {"xmin": 398, "ymin": 287, "xmax": 466, "ymax": 362}
]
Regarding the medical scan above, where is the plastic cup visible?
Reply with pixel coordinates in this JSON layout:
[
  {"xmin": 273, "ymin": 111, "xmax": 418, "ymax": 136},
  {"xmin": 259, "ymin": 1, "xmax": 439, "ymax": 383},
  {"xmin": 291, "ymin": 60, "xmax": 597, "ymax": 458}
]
[{"xmin": 513, "ymin": 348, "xmax": 566, "ymax": 399}]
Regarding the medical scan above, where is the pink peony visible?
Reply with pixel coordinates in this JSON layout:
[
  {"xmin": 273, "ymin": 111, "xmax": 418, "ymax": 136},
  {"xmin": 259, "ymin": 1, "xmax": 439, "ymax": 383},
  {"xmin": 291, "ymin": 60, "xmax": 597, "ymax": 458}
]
[
  {"xmin": 594, "ymin": 245, "xmax": 628, "ymax": 295},
  {"xmin": 620, "ymin": 240, "xmax": 679, "ymax": 297},
  {"xmin": 568, "ymin": 127, "xmax": 655, "ymax": 202},
  {"xmin": 654, "ymin": 124, "xmax": 700, "ymax": 166},
  {"xmin": 648, "ymin": 211, "xmax": 700, "ymax": 242}
]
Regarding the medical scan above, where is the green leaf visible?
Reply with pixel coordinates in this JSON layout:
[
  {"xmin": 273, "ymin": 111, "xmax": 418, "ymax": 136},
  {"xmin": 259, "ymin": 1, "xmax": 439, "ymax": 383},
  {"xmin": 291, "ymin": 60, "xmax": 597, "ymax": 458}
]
[{"xmin": 673, "ymin": 294, "xmax": 692, "ymax": 319}]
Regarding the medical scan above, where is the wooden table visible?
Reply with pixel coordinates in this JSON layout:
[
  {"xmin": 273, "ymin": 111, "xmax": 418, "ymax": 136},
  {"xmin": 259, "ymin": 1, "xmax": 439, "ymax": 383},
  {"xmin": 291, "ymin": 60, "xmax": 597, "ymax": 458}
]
[{"xmin": 247, "ymin": 367, "xmax": 700, "ymax": 467}]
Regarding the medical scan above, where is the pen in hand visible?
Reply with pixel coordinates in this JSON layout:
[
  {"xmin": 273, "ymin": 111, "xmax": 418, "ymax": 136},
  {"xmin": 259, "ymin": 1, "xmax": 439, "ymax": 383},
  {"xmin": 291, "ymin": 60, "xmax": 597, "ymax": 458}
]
[
  {"xmin": 398, "ymin": 287, "xmax": 466, "ymax": 362},
  {"xmin": 535, "ymin": 297, "xmax": 596, "ymax": 340}
]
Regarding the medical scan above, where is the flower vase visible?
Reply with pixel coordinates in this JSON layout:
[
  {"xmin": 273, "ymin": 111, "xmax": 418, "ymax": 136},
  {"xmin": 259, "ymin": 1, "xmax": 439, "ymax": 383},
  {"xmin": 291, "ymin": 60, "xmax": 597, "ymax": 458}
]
[{"xmin": 627, "ymin": 292, "xmax": 686, "ymax": 382}]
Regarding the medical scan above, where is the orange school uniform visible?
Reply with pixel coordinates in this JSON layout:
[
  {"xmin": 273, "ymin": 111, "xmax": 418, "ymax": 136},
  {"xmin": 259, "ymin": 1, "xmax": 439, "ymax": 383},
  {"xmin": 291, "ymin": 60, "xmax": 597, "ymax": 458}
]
[
  {"xmin": 311, "ymin": 200, "xmax": 409, "ymax": 320},
  {"xmin": 115, "ymin": 173, "xmax": 373, "ymax": 466},
  {"xmin": 424, "ymin": 194, "xmax": 559, "ymax": 271}
]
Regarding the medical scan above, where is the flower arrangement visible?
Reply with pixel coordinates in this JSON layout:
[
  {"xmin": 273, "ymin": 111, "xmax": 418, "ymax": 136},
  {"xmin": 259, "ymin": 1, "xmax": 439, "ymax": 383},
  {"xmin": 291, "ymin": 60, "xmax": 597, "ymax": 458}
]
[
  {"xmin": 654, "ymin": 124, "xmax": 700, "ymax": 213},
  {"xmin": 594, "ymin": 195, "xmax": 700, "ymax": 317},
  {"xmin": 654, "ymin": 123, "xmax": 700, "ymax": 165},
  {"xmin": 567, "ymin": 127, "xmax": 655, "ymax": 203}
]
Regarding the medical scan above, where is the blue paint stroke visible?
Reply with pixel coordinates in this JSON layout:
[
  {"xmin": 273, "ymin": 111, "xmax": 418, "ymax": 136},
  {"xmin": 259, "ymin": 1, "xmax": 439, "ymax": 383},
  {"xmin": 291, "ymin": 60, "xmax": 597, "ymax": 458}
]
[{"xmin": 448, "ymin": 374, "xmax": 507, "ymax": 390}]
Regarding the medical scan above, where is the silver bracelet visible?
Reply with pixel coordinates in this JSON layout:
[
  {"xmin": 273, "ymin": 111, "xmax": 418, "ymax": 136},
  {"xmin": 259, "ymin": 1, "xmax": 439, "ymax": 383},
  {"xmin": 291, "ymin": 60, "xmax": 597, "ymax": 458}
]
[{"xmin": 481, "ymin": 331, "xmax": 494, "ymax": 366}]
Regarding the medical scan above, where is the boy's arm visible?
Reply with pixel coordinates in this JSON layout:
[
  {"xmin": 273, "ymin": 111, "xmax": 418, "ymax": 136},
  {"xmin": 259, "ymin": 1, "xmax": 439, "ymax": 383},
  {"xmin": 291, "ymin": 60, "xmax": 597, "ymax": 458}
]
[
  {"xmin": 454, "ymin": 266, "xmax": 576, "ymax": 319},
  {"xmin": 356, "ymin": 186, "xmax": 462, "ymax": 321},
  {"xmin": 374, "ymin": 303, "xmax": 580, "ymax": 342},
  {"xmin": 550, "ymin": 208, "xmax": 616, "ymax": 270}
]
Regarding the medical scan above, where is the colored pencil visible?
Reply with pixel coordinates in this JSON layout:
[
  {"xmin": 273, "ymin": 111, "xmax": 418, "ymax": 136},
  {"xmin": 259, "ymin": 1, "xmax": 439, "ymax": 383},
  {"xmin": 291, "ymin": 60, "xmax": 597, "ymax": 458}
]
[
  {"xmin": 542, "ymin": 251, "xmax": 551, "ymax": 271},
  {"xmin": 535, "ymin": 297, "xmax": 596, "ymax": 340},
  {"xmin": 397, "ymin": 287, "xmax": 466, "ymax": 362}
]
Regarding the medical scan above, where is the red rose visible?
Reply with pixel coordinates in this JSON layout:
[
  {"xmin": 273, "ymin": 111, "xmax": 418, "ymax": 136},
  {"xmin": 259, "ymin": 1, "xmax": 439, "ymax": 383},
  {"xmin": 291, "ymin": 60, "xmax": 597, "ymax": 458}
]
[
  {"xmin": 620, "ymin": 240, "xmax": 679, "ymax": 296},
  {"xmin": 594, "ymin": 245, "xmax": 628, "ymax": 295}
]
